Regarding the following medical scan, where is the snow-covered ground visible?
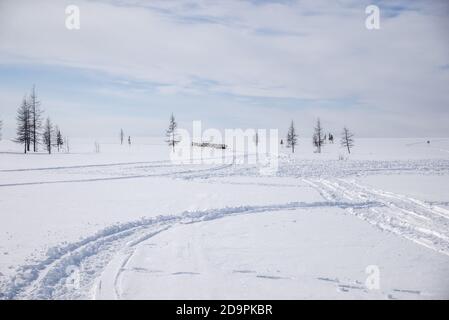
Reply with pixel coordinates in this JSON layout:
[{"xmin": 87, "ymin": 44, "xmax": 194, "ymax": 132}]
[{"xmin": 0, "ymin": 137, "xmax": 448, "ymax": 299}]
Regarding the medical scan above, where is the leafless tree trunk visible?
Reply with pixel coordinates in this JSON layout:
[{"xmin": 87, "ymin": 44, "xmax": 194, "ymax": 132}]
[
  {"xmin": 56, "ymin": 126, "xmax": 63, "ymax": 152},
  {"xmin": 166, "ymin": 113, "xmax": 180, "ymax": 152},
  {"xmin": 30, "ymin": 85, "xmax": 43, "ymax": 152},
  {"xmin": 313, "ymin": 118, "xmax": 324, "ymax": 153},
  {"xmin": 287, "ymin": 121, "xmax": 298, "ymax": 153},
  {"xmin": 340, "ymin": 127, "xmax": 354, "ymax": 154},
  {"xmin": 42, "ymin": 117, "xmax": 54, "ymax": 154},
  {"xmin": 14, "ymin": 97, "xmax": 32, "ymax": 154}
]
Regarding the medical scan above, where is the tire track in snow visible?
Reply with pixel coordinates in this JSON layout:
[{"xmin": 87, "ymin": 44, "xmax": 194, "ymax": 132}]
[
  {"xmin": 0, "ymin": 160, "xmax": 171, "ymax": 173},
  {"xmin": 303, "ymin": 178, "xmax": 449, "ymax": 256},
  {"xmin": 0, "ymin": 164, "xmax": 234, "ymax": 188},
  {"xmin": 346, "ymin": 180, "xmax": 449, "ymax": 221},
  {"xmin": 0, "ymin": 200, "xmax": 379, "ymax": 300},
  {"xmin": 0, "ymin": 153, "xmax": 245, "ymax": 173},
  {"xmin": 112, "ymin": 226, "xmax": 171, "ymax": 300}
]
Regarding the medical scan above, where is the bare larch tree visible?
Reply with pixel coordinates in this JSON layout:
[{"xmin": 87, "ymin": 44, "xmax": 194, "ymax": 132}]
[
  {"xmin": 65, "ymin": 136, "xmax": 70, "ymax": 153},
  {"xmin": 15, "ymin": 96, "xmax": 32, "ymax": 153},
  {"xmin": 287, "ymin": 120, "xmax": 298, "ymax": 153},
  {"xmin": 166, "ymin": 113, "xmax": 180, "ymax": 152},
  {"xmin": 42, "ymin": 117, "xmax": 54, "ymax": 154},
  {"xmin": 30, "ymin": 85, "xmax": 43, "ymax": 152},
  {"xmin": 56, "ymin": 126, "xmax": 64, "ymax": 152},
  {"xmin": 313, "ymin": 118, "xmax": 324, "ymax": 153},
  {"xmin": 340, "ymin": 126, "xmax": 354, "ymax": 154}
]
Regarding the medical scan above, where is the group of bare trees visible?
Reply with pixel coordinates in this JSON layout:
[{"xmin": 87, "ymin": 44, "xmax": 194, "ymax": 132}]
[
  {"xmin": 162, "ymin": 113, "xmax": 354, "ymax": 156},
  {"xmin": 287, "ymin": 118, "xmax": 355, "ymax": 154},
  {"xmin": 9, "ymin": 95, "xmax": 356, "ymax": 157},
  {"xmin": 14, "ymin": 86, "xmax": 64, "ymax": 154}
]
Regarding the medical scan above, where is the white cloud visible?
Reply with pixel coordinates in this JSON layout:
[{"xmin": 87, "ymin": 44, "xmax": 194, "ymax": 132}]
[{"xmin": 0, "ymin": 0, "xmax": 448, "ymax": 137}]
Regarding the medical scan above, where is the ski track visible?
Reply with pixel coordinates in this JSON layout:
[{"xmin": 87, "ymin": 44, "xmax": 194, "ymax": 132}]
[
  {"xmin": 303, "ymin": 178, "xmax": 449, "ymax": 256},
  {"xmin": 1, "ymin": 156, "xmax": 449, "ymax": 299},
  {"xmin": 0, "ymin": 160, "xmax": 170, "ymax": 173},
  {"xmin": 0, "ymin": 153, "xmax": 247, "ymax": 173},
  {"xmin": 0, "ymin": 163, "xmax": 234, "ymax": 187},
  {"xmin": 0, "ymin": 200, "xmax": 377, "ymax": 300}
]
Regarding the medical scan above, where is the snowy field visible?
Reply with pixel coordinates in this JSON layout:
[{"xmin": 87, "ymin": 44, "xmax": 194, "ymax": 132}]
[{"xmin": 0, "ymin": 137, "xmax": 449, "ymax": 300}]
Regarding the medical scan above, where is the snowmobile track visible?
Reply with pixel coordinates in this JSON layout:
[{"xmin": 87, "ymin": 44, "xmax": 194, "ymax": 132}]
[{"xmin": 303, "ymin": 178, "xmax": 449, "ymax": 256}]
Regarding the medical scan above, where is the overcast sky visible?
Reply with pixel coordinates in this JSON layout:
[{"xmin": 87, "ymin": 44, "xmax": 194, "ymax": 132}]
[{"xmin": 0, "ymin": 0, "xmax": 448, "ymax": 139}]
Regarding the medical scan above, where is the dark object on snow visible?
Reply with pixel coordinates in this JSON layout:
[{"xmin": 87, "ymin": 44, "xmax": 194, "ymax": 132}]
[
  {"xmin": 192, "ymin": 141, "xmax": 227, "ymax": 149},
  {"xmin": 427, "ymin": 140, "xmax": 430, "ymax": 144}
]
